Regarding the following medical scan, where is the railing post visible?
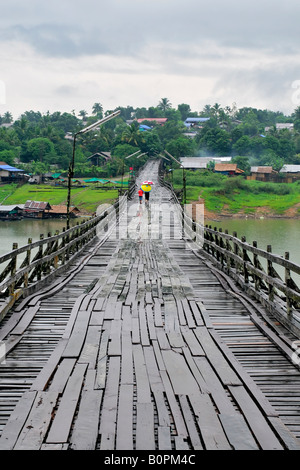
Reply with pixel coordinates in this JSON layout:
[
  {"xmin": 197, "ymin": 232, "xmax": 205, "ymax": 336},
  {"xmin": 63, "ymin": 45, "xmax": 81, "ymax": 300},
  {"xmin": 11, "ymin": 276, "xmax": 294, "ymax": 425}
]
[
  {"xmin": 225, "ymin": 229, "xmax": 231, "ymax": 273},
  {"xmin": 8, "ymin": 243, "xmax": 18, "ymax": 295},
  {"xmin": 285, "ymin": 251, "xmax": 292, "ymax": 317},
  {"xmin": 241, "ymin": 236, "xmax": 249, "ymax": 284},
  {"xmin": 233, "ymin": 231, "xmax": 238, "ymax": 273},
  {"xmin": 267, "ymin": 245, "xmax": 274, "ymax": 302},
  {"xmin": 253, "ymin": 241, "xmax": 260, "ymax": 291},
  {"xmin": 24, "ymin": 238, "xmax": 32, "ymax": 288}
]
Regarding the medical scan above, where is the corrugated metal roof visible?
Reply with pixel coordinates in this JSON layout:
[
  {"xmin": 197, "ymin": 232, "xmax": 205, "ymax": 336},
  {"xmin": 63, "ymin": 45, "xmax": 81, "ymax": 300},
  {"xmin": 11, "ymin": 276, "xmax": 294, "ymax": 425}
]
[
  {"xmin": 49, "ymin": 205, "xmax": 79, "ymax": 214},
  {"xmin": 185, "ymin": 118, "xmax": 210, "ymax": 123},
  {"xmin": 280, "ymin": 165, "xmax": 300, "ymax": 173},
  {"xmin": 24, "ymin": 200, "xmax": 51, "ymax": 211},
  {"xmin": 0, "ymin": 205, "xmax": 23, "ymax": 212},
  {"xmin": 180, "ymin": 157, "xmax": 209, "ymax": 169},
  {"xmin": 215, "ymin": 163, "xmax": 237, "ymax": 171},
  {"xmin": 0, "ymin": 164, "xmax": 24, "ymax": 172},
  {"xmin": 251, "ymin": 166, "xmax": 274, "ymax": 173}
]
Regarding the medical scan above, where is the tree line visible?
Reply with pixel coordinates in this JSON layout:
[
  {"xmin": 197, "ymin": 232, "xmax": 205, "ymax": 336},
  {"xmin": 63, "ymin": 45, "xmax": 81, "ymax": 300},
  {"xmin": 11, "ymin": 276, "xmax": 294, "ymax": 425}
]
[{"xmin": 0, "ymin": 99, "xmax": 300, "ymax": 178}]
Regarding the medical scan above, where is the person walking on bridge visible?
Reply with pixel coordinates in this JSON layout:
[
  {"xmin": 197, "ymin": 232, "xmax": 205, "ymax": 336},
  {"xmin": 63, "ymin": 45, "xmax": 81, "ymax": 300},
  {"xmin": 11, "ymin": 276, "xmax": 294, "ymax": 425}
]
[{"xmin": 138, "ymin": 188, "xmax": 143, "ymax": 204}]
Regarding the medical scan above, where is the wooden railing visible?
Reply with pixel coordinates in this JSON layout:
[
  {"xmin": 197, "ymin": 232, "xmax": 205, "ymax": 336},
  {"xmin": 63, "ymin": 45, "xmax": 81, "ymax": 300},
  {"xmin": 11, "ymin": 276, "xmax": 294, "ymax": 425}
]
[
  {"xmin": 0, "ymin": 190, "xmax": 133, "ymax": 321},
  {"xmin": 202, "ymin": 225, "xmax": 300, "ymax": 334},
  {"xmin": 158, "ymin": 160, "xmax": 300, "ymax": 336}
]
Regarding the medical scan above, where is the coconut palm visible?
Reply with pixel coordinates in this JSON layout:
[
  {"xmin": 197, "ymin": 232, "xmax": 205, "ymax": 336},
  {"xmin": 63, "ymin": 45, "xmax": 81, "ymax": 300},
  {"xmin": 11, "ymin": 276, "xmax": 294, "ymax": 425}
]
[
  {"xmin": 92, "ymin": 103, "xmax": 103, "ymax": 119},
  {"xmin": 158, "ymin": 98, "xmax": 172, "ymax": 112}
]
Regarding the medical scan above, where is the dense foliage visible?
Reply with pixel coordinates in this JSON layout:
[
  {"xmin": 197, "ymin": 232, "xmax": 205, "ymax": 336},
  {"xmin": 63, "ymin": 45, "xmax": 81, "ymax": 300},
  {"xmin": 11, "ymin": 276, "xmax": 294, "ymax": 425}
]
[{"xmin": 1, "ymin": 100, "xmax": 300, "ymax": 178}]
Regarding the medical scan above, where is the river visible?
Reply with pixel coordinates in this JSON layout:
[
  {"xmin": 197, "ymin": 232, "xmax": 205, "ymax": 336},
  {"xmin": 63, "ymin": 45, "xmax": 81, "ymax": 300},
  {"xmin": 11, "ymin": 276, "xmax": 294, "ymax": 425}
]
[
  {"xmin": 0, "ymin": 217, "xmax": 89, "ymax": 257},
  {"xmin": 1, "ymin": 215, "xmax": 300, "ymax": 266},
  {"xmin": 205, "ymin": 217, "xmax": 300, "ymax": 266}
]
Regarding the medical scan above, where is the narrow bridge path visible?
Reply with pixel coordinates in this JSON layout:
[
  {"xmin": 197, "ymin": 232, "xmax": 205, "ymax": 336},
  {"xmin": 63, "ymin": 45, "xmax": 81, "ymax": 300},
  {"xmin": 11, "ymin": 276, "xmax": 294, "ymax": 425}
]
[{"xmin": 1, "ymin": 161, "xmax": 300, "ymax": 450}]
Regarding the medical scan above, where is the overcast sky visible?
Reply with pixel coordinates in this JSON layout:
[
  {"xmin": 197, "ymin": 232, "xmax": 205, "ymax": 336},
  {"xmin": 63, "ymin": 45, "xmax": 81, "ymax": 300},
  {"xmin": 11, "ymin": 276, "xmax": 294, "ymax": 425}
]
[{"xmin": 1, "ymin": 0, "xmax": 300, "ymax": 120}]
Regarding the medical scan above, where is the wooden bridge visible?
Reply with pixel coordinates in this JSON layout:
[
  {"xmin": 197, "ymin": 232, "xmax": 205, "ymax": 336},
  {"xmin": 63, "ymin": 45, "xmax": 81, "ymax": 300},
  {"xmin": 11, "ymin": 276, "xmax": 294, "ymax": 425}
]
[{"xmin": 0, "ymin": 159, "xmax": 300, "ymax": 451}]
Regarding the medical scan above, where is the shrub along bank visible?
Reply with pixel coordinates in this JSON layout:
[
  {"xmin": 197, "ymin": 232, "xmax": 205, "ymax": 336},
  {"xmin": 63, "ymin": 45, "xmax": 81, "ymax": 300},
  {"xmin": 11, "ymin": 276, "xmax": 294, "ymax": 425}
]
[{"xmin": 171, "ymin": 170, "xmax": 300, "ymax": 217}]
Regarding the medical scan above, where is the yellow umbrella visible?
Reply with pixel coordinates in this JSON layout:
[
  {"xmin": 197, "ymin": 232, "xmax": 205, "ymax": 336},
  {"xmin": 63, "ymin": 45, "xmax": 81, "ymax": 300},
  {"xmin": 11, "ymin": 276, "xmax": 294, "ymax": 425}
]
[{"xmin": 141, "ymin": 184, "xmax": 152, "ymax": 192}]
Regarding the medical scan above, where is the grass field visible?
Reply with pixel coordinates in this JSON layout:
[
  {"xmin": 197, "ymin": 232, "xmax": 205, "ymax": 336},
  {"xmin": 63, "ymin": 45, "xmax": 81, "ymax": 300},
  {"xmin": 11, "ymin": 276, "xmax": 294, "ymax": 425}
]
[
  {"xmin": 171, "ymin": 169, "xmax": 300, "ymax": 216},
  {"xmin": 0, "ymin": 183, "xmax": 120, "ymax": 214}
]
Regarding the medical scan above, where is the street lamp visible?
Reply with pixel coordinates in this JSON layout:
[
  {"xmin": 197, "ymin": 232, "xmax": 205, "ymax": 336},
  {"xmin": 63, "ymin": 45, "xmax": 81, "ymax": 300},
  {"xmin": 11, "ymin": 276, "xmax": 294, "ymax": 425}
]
[
  {"xmin": 120, "ymin": 150, "xmax": 142, "ymax": 195},
  {"xmin": 66, "ymin": 110, "xmax": 121, "ymax": 229},
  {"xmin": 164, "ymin": 150, "xmax": 186, "ymax": 205}
]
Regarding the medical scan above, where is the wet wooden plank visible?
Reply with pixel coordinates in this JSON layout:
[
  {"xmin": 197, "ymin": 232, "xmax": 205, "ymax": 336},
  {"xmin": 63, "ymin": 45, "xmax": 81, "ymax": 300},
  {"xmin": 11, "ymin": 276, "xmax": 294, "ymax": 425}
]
[
  {"xmin": 11, "ymin": 305, "xmax": 40, "ymax": 335},
  {"xmin": 193, "ymin": 327, "xmax": 242, "ymax": 386},
  {"xmin": 133, "ymin": 344, "xmax": 151, "ymax": 404},
  {"xmin": 193, "ymin": 356, "xmax": 237, "ymax": 414},
  {"xmin": 120, "ymin": 331, "xmax": 133, "ymax": 385},
  {"xmin": 178, "ymin": 395, "xmax": 203, "ymax": 450},
  {"xmin": 180, "ymin": 298, "xmax": 196, "ymax": 328},
  {"xmin": 160, "ymin": 370, "xmax": 188, "ymax": 438},
  {"xmin": 139, "ymin": 305, "xmax": 150, "ymax": 346},
  {"xmin": 189, "ymin": 300, "xmax": 204, "ymax": 326},
  {"xmin": 136, "ymin": 403, "xmax": 155, "ymax": 450},
  {"xmin": 70, "ymin": 389, "xmax": 102, "ymax": 450},
  {"xmin": 46, "ymin": 363, "xmax": 87, "ymax": 444},
  {"xmin": 48, "ymin": 358, "xmax": 76, "ymax": 393},
  {"xmin": 108, "ymin": 319, "xmax": 122, "ymax": 356},
  {"xmin": 99, "ymin": 356, "xmax": 120, "ymax": 449},
  {"xmin": 158, "ymin": 426, "xmax": 172, "ymax": 450},
  {"xmin": 228, "ymin": 385, "xmax": 283, "ymax": 450},
  {"xmin": 116, "ymin": 384, "xmax": 134, "ymax": 450},
  {"xmin": 62, "ymin": 308, "xmax": 93, "ymax": 358},
  {"xmin": 146, "ymin": 304, "xmax": 156, "ymax": 340},
  {"xmin": 14, "ymin": 391, "xmax": 58, "ymax": 450},
  {"xmin": 161, "ymin": 349, "xmax": 200, "ymax": 396},
  {"xmin": 219, "ymin": 414, "xmax": 259, "ymax": 450},
  {"xmin": 181, "ymin": 326, "xmax": 205, "ymax": 356},
  {"xmin": 0, "ymin": 391, "xmax": 37, "ymax": 450},
  {"xmin": 78, "ymin": 325, "xmax": 102, "ymax": 367},
  {"xmin": 189, "ymin": 393, "xmax": 232, "ymax": 450},
  {"xmin": 30, "ymin": 339, "xmax": 68, "ymax": 391},
  {"xmin": 95, "ymin": 326, "xmax": 110, "ymax": 390}
]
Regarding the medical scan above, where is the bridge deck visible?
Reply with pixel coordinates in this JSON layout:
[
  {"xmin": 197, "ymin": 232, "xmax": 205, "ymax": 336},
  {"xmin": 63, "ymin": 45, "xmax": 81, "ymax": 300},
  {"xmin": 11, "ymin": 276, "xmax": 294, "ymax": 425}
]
[{"xmin": 1, "ymin": 161, "xmax": 300, "ymax": 451}]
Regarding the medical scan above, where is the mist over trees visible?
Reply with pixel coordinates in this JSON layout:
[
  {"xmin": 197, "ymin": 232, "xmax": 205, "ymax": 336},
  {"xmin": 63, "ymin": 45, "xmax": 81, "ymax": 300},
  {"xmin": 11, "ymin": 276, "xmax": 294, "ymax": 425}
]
[{"xmin": 0, "ymin": 99, "xmax": 300, "ymax": 178}]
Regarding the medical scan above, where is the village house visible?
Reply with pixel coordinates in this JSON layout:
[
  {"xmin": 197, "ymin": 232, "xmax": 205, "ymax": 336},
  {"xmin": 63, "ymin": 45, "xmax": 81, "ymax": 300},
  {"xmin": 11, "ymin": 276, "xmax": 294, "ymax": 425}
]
[
  {"xmin": 0, "ymin": 161, "xmax": 25, "ymax": 183},
  {"xmin": 88, "ymin": 152, "xmax": 111, "ymax": 166},
  {"xmin": 214, "ymin": 163, "xmax": 244, "ymax": 176},
  {"xmin": 0, "ymin": 205, "xmax": 23, "ymax": 220},
  {"xmin": 136, "ymin": 118, "xmax": 168, "ymax": 126},
  {"xmin": 248, "ymin": 166, "xmax": 278, "ymax": 182},
  {"xmin": 48, "ymin": 205, "xmax": 80, "ymax": 218},
  {"xmin": 180, "ymin": 156, "xmax": 232, "ymax": 170},
  {"xmin": 23, "ymin": 200, "xmax": 52, "ymax": 218},
  {"xmin": 279, "ymin": 164, "xmax": 300, "ymax": 183}
]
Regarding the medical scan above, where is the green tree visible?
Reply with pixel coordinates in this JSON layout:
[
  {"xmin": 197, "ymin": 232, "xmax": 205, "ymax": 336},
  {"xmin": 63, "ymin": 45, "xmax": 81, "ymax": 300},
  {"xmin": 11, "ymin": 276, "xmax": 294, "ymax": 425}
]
[
  {"xmin": 158, "ymin": 98, "xmax": 172, "ymax": 113},
  {"xmin": 26, "ymin": 137, "xmax": 56, "ymax": 163},
  {"xmin": 122, "ymin": 122, "xmax": 144, "ymax": 147},
  {"xmin": 92, "ymin": 103, "xmax": 103, "ymax": 119}
]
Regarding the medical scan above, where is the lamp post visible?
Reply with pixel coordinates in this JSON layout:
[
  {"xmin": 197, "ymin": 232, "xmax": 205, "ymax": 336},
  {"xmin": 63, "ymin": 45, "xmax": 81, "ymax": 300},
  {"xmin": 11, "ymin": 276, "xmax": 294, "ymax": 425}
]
[
  {"xmin": 120, "ymin": 150, "xmax": 142, "ymax": 195},
  {"xmin": 66, "ymin": 110, "xmax": 121, "ymax": 229},
  {"xmin": 164, "ymin": 150, "xmax": 186, "ymax": 205}
]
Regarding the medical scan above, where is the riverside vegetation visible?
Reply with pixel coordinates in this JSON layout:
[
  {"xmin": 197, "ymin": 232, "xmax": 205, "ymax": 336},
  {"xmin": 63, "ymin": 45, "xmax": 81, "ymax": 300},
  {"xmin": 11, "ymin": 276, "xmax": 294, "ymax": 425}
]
[
  {"xmin": 171, "ymin": 170, "xmax": 300, "ymax": 218},
  {"xmin": 1, "ymin": 100, "xmax": 300, "ymax": 216}
]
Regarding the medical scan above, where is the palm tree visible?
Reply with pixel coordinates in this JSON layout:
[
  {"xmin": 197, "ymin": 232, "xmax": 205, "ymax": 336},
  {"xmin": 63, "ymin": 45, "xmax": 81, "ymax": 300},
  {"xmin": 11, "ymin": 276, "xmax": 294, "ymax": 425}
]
[
  {"xmin": 122, "ymin": 122, "xmax": 144, "ymax": 146},
  {"xmin": 158, "ymin": 98, "xmax": 172, "ymax": 112},
  {"xmin": 3, "ymin": 111, "xmax": 13, "ymax": 123},
  {"xmin": 78, "ymin": 110, "xmax": 88, "ymax": 121},
  {"xmin": 92, "ymin": 103, "xmax": 103, "ymax": 119}
]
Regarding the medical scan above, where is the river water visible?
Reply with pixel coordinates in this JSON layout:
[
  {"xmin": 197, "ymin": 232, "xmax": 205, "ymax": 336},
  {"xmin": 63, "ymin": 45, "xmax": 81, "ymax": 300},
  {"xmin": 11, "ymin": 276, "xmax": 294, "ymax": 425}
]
[
  {"xmin": 0, "ymin": 217, "xmax": 89, "ymax": 257},
  {"xmin": 205, "ymin": 217, "xmax": 300, "ymax": 266},
  {"xmin": 1, "ymin": 216, "xmax": 300, "ymax": 269}
]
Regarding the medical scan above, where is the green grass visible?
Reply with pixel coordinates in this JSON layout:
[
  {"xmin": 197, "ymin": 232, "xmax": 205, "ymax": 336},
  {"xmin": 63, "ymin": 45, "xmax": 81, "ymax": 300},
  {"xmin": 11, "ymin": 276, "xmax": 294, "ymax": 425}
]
[
  {"xmin": 170, "ymin": 169, "xmax": 300, "ymax": 215},
  {"xmin": 2, "ymin": 183, "xmax": 119, "ymax": 214}
]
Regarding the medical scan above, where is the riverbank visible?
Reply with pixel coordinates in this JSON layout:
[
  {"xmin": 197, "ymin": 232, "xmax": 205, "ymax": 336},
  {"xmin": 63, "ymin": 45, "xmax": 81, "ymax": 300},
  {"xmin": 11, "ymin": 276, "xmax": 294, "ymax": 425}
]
[{"xmin": 203, "ymin": 201, "xmax": 300, "ymax": 221}]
